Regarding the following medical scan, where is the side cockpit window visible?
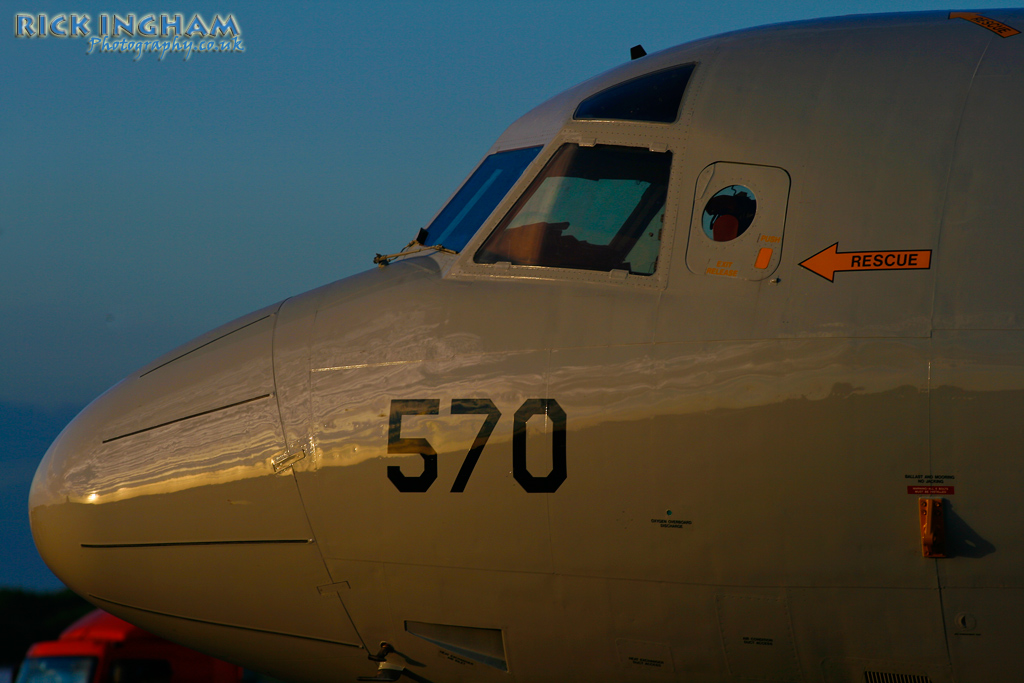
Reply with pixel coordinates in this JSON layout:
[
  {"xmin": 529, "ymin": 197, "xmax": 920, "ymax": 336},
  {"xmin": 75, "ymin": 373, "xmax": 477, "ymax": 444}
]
[
  {"xmin": 423, "ymin": 146, "xmax": 542, "ymax": 253},
  {"xmin": 474, "ymin": 144, "xmax": 671, "ymax": 275},
  {"xmin": 574, "ymin": 64, "xmax": 695, "ymax": 123}
]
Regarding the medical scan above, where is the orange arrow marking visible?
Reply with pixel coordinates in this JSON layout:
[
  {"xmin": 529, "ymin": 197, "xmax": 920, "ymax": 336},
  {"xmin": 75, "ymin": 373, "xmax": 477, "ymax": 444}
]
[
  {"xmin": 799, "ymin": 243, "xmax": 932, "ymax": 282},
  {"xmin": 949, "ymin": 12, "xmax": 1020, "ymax": 37}
]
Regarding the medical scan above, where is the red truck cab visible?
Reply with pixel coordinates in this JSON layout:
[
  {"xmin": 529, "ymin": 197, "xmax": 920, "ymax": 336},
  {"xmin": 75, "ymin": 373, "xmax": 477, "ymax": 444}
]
[{"xmin": 16, "ymin": 610, "xmax": 242, "ymax": 683}]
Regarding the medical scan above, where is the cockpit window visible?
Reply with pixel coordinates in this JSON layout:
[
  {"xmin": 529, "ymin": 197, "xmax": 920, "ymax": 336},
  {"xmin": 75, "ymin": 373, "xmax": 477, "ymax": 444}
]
[
  {"xmin": 702, "ymin": 185, "xmax": 756, "ymax": 242},
  {"xmin": 573, "ymin": 64, "xmax": 695, "ymax": 123},
  {"xmin": 16, "ymin": 657, "xmax": 96, "ymax": 683},
  {"xmin": 423, "ymin": 146, "xmax": 542, "ymax": 253},
  {"xmin": 473, "ymin": 143, "xmax": 671, "ymax": 275}
]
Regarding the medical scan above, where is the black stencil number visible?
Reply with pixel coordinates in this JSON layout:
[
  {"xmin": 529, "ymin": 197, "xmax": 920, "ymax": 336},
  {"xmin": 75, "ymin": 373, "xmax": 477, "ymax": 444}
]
[
  {"xmin": 386, "ymin": 399, "xmax": 439, "ymax": 493},
  {"xmin": 450, "ymin": 399, "xmax": 501, "ymax": 493},
  {"xmin": 386, "ymin": 398, "xmax": 566, "ymax": 493},
  {"xmin": 512, "ymin": 398, "xmax": 567, "ymax": 493}
]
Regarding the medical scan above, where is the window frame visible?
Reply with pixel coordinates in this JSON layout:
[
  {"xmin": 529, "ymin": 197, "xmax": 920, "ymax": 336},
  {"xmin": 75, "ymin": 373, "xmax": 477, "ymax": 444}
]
[
  {"xmin": 472, "ymin": 142, "xmax": 673, "ymax": 276},
  {"xmin": 573, "ymin": 63, "xmax": 696, "ymax": 124},
  {"xmin": 446, "ymin": 61, "xmax": 703, "ymax": 290},
  {"xmin": 421, "ymin": 145, "xmax": 544, "ymax": 253},
  {"xmin": 449, "ymin": 134, "xmax": 683, "ymax": 289}
]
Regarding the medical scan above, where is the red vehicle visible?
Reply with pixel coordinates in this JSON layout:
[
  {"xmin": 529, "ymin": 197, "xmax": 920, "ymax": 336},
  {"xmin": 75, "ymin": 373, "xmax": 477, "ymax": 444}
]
[{"xmin": 16, "ymin": 610, "xmax": 245, "ymax": 683}]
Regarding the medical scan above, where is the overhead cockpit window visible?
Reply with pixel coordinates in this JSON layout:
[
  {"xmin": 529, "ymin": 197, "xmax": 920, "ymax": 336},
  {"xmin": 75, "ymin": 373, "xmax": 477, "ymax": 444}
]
[
  {"xmin": 573, "ymin": 64, "xmax": 695, "ymax": 123},
  {"xmin": 423, "ymin": 146, "xmax": 542, "ymax": 253},
  {"xmin": 474, "ymin": 143, "xmax": 671, "ymax": 275}
]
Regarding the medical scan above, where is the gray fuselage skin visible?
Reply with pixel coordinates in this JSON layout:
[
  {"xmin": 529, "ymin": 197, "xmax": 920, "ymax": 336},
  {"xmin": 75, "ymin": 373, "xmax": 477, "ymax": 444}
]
[{"xmin": 30, "ymin": 11, "xmax": 1024, "ymax": 683}]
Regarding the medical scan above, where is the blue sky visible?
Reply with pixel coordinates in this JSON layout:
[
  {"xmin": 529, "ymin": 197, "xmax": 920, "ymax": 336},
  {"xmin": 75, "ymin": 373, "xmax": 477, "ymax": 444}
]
[{"xmin": 0, "ymin": 0, "xmax": 1013, "ymax": 589}]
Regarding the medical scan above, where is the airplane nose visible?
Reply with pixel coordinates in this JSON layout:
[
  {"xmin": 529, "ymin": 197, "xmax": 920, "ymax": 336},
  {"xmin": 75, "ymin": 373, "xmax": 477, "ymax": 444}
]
[
  {"xmin": 28, "ymin": 303, "xmax": 293, "ymax": 595},
  {"xmin": 29, "ymin": 403, "xmax": 102, "ymax": 596},
  {"xmin": 25, "ymin": 303, "xmax": 360, "ymax": 662}
]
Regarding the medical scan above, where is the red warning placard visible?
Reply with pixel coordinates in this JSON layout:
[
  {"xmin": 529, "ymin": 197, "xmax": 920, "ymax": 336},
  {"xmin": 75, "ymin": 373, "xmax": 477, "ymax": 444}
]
[{"xmin": 908, "ymin": 486, "xmax": 954, "ymax": 495}]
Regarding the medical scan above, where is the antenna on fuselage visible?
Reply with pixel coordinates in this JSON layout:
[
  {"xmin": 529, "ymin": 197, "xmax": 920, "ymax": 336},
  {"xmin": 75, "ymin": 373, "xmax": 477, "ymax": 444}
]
[{"xmin": 630, "ymin": 44, "xmax": 647, "ymax": 60}]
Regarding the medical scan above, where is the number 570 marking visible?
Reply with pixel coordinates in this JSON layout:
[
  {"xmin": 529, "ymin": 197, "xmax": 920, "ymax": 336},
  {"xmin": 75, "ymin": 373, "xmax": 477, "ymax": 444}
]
[{"xmin": 387, "ymin": 398, "xmax": 567, "ymax": 494}]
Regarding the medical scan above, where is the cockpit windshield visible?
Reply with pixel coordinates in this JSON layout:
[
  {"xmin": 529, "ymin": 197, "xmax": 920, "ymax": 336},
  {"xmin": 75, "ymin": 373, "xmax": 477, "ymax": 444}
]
[
  {"xmin": 474, "ymin": 143, "xmax": 671, "ymax": 275},
  {"xmin": 16, "ymin": 657, "xmax": 97, "ymax": 683},
  {"xmin": 422, "ymin": 146, "xmax": 542, "ymax": 252}
]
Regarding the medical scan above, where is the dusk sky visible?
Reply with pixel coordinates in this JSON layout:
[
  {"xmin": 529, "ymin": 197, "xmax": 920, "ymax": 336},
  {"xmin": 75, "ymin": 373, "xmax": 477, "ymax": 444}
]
[{"xmin": 1, "ymin": 0, "xmax": 1012, "ymax": 590}]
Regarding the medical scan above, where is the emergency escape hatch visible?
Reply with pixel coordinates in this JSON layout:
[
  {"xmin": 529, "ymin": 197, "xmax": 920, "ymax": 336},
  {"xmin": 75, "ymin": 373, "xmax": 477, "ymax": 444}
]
[{"xmin": 686, "ymin": 162, "xmax": 791, "ymax": 281}]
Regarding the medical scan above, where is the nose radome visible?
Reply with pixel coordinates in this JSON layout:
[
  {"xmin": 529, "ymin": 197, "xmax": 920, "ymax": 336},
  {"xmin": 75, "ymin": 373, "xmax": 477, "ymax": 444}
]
[
  {"xmin": 29, "ymin": 401, "xmax": 106, "ymax": 594},
  {"xmin": 28, "ymin": 302, "xmax": 290, "ymax": 589},
  {"xmin": 25, "ymin": 302, "xmax": 361, "ymax": 665}
]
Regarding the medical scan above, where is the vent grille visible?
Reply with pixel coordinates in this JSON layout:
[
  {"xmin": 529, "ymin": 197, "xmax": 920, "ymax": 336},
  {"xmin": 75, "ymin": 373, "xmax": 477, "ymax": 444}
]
[{"xmin": 864, "ymin": 672, "xmax": 931, "ymax": 683}]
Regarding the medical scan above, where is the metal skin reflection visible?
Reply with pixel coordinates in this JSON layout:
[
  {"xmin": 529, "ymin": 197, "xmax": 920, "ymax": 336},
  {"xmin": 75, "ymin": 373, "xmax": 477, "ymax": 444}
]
[{"xmin": 29, "ymin": 11, "xmax": 1024, "ymax": 683}]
